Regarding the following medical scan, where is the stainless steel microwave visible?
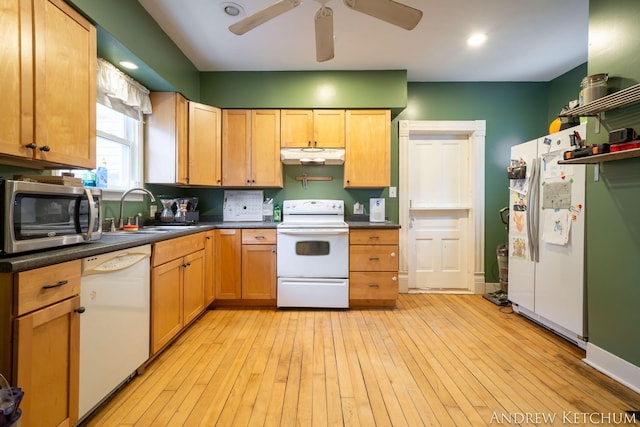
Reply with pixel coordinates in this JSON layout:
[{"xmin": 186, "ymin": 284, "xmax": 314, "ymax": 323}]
[{"xmin": 0, "ymin": 179, "xmax": 102, "ymax": 255}]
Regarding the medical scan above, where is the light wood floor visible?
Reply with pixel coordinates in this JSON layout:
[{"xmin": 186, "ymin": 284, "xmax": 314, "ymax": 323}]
[{"xmin": 84, "ymin": 294, "xmax": 640, "ymax": 426}]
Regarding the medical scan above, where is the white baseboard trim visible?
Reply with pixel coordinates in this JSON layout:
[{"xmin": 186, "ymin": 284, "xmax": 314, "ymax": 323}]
[
  {"xmin": 584, "ymin": 343, "xmax": 640, "ymax": 394},
  {"xmin": 398, "ymin": 271, "xmax": 409, "ymax": 294}
]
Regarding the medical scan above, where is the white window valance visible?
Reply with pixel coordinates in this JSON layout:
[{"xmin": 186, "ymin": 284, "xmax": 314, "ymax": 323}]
[{"xmin": 97, "ymin": 58, "xmax": 152, "ymax": 119}]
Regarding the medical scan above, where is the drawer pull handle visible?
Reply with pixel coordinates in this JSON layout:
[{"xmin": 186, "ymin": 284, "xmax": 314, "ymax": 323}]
[
  {"xmin": 182, "ymin": 262, "xmax": 191, "ymax": 268},
  {"xmin": 74, "ymin": 306, "xmax": 86, "ymax": 314},
  {"xmin": 369, "ymin": 236, "xmax": 380, "ymax": 240},
  {"xmin": 255, "ymin": 235, "xmax": 265, "ymax": 239},
  {"xmin": 42, "ymin": 280, "xmax": 68, "ymax": 290},
  {"xmin": 368, "ymin": 283, "xmax": 380, "ymax": 288},
  {"xmin": 369, "ymin": 257, "xmax": 379, "ymax": 261}
]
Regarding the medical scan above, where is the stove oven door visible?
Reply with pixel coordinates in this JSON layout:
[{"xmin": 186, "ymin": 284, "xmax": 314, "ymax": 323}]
[{"xmin": 276, "ymin": 227, "xmax": 349, "ymax": 278}]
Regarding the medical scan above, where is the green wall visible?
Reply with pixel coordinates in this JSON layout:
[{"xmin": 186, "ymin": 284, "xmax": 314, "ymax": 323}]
[
  {"xmin": 55, "ymin": 0, "xmax": 587, "ymax": 286},
  {"xmin": 585, "ymin": 0, "xmax": 640, "ymax": 366},
  {"xmin": 67, "ymin": 0, "xmax": 200, "ymax": 100},
  {"xmin": 397, "ymin": 83, "xmax": 549, "ymax": 282}
]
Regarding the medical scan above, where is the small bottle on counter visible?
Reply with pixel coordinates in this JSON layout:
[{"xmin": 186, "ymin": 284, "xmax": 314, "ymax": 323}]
[
  {"xmin": 263, "ymin": 198, "xmax": 274, "ymax": 222},
  {"xmin": 273, "ymin": 204, "xmax": 281, "ymax": 222}
]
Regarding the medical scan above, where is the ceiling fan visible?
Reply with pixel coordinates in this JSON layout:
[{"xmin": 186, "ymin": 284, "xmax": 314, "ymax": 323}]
[{"xmin": 228, "ymin": 0, "xmax": 423, "ymax": 62}]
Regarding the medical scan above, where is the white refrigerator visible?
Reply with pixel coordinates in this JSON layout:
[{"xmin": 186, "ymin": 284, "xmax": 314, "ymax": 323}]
[{"xmin": 508, "ymin": 123, "xmax": 587, "ymax": 348}]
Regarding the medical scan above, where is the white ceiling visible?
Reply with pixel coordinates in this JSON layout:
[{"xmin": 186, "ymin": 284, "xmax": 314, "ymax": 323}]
[{"xmin": 138, "ymin": 0, "xmax": 589, "ymax": 82}]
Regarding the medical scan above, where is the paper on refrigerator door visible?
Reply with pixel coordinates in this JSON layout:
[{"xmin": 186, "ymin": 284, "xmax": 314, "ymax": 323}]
[{"xmin": 542, "ymin": 210, "xmax": 571, "ymax": 245}]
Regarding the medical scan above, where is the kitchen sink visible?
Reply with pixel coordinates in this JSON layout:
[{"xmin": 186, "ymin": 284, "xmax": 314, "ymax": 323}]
[{"xmin": 102, "ymin": 225, "xmax": 203, "ymax": 237}]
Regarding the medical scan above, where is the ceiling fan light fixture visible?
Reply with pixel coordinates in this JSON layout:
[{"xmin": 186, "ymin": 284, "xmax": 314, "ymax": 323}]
[
  {"xmin": 467, "ymin": 33, "xmax": 487, "ymax": 47},
  {"xmin": 222, "ymin": 2, "xmax": 244, "ymax": 17}
]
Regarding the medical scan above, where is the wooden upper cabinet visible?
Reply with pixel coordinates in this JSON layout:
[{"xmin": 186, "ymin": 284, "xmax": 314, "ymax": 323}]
[
  {"xmin": 281, "ymin": 109, "xmax": 345, "ymax": 148},
  {"xmin": 145, "ymin": 92, "xmax": 222, "ymax": 186},
  {"xmin": 188, "ymin": 102, "xmax": 222, "ymax": 185},
  {"xmin": 1, "ymin": 0, "xmax": 96, "ymax": 169},
  {"xmin": 222, "ymin": 109, "xmax": 282, "ymax": 187},
  {"xmin": 344, "ymin": 110, "xmax": 391, "ymax": 188},
  {"xmin": 222, "ymin": 109, "xmax": 251, "ymax": 187}
]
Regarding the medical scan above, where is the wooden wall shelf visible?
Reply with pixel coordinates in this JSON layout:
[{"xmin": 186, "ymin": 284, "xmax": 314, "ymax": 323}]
[{"xmin": 558, "ymin": 147, "xmax": 640, "ymax": 164}]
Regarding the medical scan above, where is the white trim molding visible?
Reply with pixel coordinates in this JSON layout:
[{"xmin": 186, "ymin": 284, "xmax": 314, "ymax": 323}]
[
  {"xmin": 584, "ymin": 343, "xmax": 640, "ymax": 394},
  {"xmin": 398, "ymin": 120, "xmax": 486, "ymax": 294}
]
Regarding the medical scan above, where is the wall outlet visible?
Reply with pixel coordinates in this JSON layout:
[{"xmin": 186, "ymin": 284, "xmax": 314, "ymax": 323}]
[{"xmin": 389, "ymin": 186, "xmax": 397, "ymax": 198}]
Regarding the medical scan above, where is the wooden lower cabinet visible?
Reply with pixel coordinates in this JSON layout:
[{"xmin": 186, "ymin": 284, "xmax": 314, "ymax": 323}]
[
  {"xmin": 15, "ymin": 296, "xmax": 81, "ymax": 427},
  {"xmin": 204, "ymin": 230, "xmax": 215, "ymax": 305},
  {"xmin": 151, "ymin": 233, "xmax": 206, "ymax": 355},
  {"xmin": 214, "ymin": 228, "xmax": 277, "ymax": 306},
  {"xmin": 2, "ymin": 259, "xmax": 83, "ymax": 427},
  {"xmin": 349, "ymin": 229, "xmax": 399, "ymax": 308}
]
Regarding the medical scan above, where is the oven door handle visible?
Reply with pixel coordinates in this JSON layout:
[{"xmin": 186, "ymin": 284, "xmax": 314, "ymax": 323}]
[{"xmin": 277, "ymin": 228, "xmax": 349, "ymax": 236}]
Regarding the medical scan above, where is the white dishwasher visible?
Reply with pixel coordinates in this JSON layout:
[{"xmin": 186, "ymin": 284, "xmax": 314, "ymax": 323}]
[{"xmin": 79, "ymin": 244, "xmax": 151, "ymax": 422}]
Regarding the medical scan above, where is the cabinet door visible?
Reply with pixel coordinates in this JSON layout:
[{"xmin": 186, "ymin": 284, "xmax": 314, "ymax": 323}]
[
  {"xmin": 241, "ymin": 244, "xmax": 277, "ymax": 299},
  {"xmin": 0, "ymin": 0, "xmax": 31, "ymax": 158},
  {"xmin": 183, "ymin": 249, "xmax": 205, "ymax": 325},
  {"xmin": 215, "ymin": 229, "xmax": 242, "ymax": 299},
  {"xmin": 314, "ymin": 109, "xmax": 345, "ymax": 147},
  {"xmin": 151, "ymin": 258, "xmax": 183, "ymax": 354},
  {"xmin": 145, "ymin": 92, "xmax": 188, "ymax": 184},
  {"xmin": 344, "ymin": 110, "xmax": 390, "ymax": 188},
  {"xmin": 251, "ymin": 110, "xmax": 282, "ymax": 187},
  {"xmin": 15, "ymin": 296, "xmax": 81, "ymax": 427},
  {"xmin": 204, "ymin": 231, "xmax": 215, "ymax": 305},
  {"xmin": 188, "ymin": 102, "xmax": 222, "ymax": 186},
  {"xmin": 222, "ymin": 109, "xmax": 251, "ymax": 186},
  {"xmin": 281, "ymin": 110, "xmax": 313, "ymax": 148},
  {"xmin": 33, "ymin": 0, "xmax": 96, "ymax": 169}
]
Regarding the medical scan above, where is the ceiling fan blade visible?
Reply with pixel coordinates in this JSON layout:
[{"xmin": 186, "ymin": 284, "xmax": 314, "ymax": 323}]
[
  {"xmin": 343, "ymin": 0, "xmax": 422, "ymax": 30},
  {"xmin": 229, "ymin": 0, "xmax": 302, "ymax": 35},
  {"xmin": 315, "ymin": 6, "xmax": 334, "ymax": 62}
]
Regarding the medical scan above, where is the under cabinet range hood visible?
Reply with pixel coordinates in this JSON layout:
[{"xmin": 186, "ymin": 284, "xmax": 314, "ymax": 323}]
[{"xmin": 280, "ymin": 148, "xmax": 345, "ymax": 165}]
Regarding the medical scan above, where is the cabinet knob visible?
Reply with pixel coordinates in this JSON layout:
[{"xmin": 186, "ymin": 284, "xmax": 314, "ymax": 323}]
[
  {"xmin": 182, "ymin": 262, "xmax": 191, "ymax": 268},
  {"xmin": 74, "ymin": 306, "xmax": 86, "ymax": 314},
  {"xmin": 39, "ymin": 145, "xmax": 51, "ymax": 152},
  {"xmin": 25, "ymin": 142, "xmax": 37, "ymax": 150},
  {"xmin": 392, "ymin": 276, "xmax": 397, "ymax": 281},
  {"xmin": 390, "ymin": 252, "xmax": 396, "ymax": 257}
]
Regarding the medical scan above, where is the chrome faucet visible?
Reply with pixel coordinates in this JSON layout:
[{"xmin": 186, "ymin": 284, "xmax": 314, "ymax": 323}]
[{"xmin": 118, "ymin": 188, "xmax": 157, "ymax": 229}]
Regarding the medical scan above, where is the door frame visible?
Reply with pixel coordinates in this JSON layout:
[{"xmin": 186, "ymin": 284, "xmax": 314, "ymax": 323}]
[{"xmin": 398, "ymin": 120, "xmax": 486, "ymax": 294}]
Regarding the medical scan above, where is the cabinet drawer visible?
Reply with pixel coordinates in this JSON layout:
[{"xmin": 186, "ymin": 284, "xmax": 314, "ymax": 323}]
[
  {"xmin": 350, "ymin": 229, "xmax": 398, "ymax": 245},
  {"xmin": 16, "ymin": 259, "xmax": 81, "ymax": 316},
  {"xmin": 349, "ymin": 272, "xmax": 398, "ymax": 300},
  {"xmin": 242, "ymin": 229, "xmax": 276, "ymax": 245},
  {"xmin": 153, "ymin": 232, "xmax": 206, "ymax": 267},
  {"xmin": 349, "ymin": 245, "xmax": 398, "ymax": 271}
]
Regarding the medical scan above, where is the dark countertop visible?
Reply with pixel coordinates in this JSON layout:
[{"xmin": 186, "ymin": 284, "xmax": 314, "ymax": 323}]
[{"xmin": 0, "ymin": 220, "xmax": 399, "ymax": 273}]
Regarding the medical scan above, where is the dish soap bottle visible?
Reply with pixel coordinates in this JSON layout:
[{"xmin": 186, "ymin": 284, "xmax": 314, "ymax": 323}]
[
  {"xmin": 96, "ymin": 158, "xmax": 108, "ymax": 188},
  {"xmin": 273, "ymin": 204, "xmax": 281, "ymax": 222}
]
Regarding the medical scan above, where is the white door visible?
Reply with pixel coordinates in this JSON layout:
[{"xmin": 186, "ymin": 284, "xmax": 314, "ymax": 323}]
[{"xmin": 408, "ymin": 134, "xmax": 472, "ymax": 291}]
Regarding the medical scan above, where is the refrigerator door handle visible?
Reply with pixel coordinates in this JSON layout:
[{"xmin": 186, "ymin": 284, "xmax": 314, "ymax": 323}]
[{"xmin": 527, "ymin": 158, "xmax": 541, "ymax": 262}]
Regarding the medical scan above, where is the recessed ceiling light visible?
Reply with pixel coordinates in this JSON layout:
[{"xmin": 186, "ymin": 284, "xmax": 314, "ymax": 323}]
[
  {"xmin": 467, "ymin": 33, "xmax": 487, "ymax": 47},
  {"xmin": 119, "ymin": 61, "xmax": 139, "ymax": 70},
  {"xmin": 222, "ymin": 2, "xmax": 244, "ymax": 17}
]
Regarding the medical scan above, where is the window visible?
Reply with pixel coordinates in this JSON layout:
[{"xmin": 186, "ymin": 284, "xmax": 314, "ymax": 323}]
[
  {"xmin": 66, "ymin": 58, "xmax": 151, "ymax": 198},
  {"xmin": 96, "ymin": 103, "xmax": 142, "ymax": 191}
]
